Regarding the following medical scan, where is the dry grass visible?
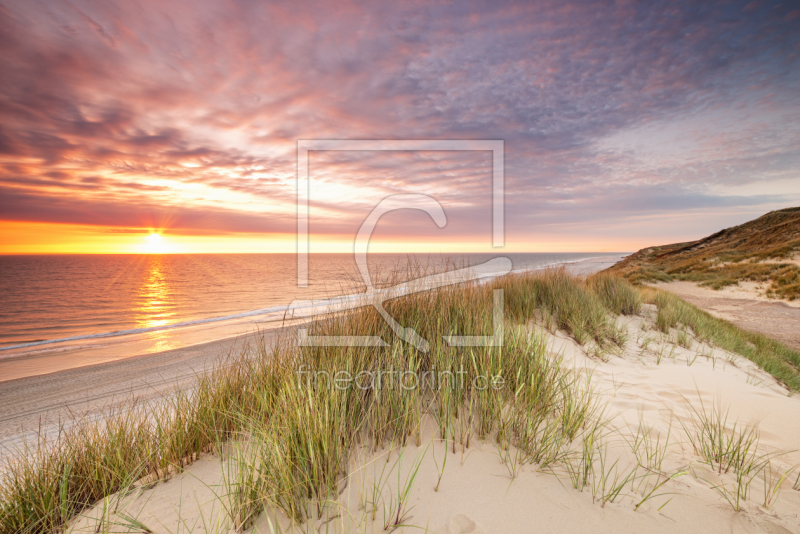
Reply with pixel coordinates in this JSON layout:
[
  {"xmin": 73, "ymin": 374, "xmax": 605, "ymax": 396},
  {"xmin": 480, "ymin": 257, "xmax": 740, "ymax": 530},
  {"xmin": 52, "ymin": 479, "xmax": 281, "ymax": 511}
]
[
  {"xmin": 643, "ymin": 288, "xmax": 800, "ymax": 390},
  {"xmin": 607, "ymin": 207, "xmax": 800, "ymax": 300}
]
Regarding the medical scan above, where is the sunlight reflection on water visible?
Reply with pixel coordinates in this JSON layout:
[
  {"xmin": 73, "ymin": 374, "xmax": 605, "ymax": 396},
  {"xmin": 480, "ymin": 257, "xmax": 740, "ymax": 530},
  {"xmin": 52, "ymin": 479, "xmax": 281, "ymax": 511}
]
[{"xmin": 135, "ymin": 258, "xmax": 179, "ymax": 351}]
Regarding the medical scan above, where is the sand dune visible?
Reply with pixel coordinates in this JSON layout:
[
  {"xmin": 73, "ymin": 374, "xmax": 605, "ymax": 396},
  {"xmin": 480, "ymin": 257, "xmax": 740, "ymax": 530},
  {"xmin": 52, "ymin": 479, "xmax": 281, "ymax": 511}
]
[{"xmin": 66, "ymin": 303, "xmax": 800, "ymax": 534}]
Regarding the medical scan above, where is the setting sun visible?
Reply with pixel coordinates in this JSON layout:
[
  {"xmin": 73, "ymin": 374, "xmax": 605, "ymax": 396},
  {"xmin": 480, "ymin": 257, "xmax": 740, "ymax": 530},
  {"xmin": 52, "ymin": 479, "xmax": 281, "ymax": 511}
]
[{"xmin": 143, "ymin": 232, "xmax": 169, "ymax": 254}]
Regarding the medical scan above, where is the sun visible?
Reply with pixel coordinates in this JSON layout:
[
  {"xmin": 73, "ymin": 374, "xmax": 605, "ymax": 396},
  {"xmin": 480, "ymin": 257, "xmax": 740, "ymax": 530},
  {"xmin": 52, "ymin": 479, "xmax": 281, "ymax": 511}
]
[{"xmin": 143, "ymin": 232, "xmax": 170, "ymax": 253}]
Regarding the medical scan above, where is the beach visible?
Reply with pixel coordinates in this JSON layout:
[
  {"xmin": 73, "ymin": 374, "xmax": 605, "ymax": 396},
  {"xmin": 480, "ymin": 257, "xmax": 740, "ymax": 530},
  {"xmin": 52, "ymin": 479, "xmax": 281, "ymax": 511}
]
[
  {"xmin": 0, "ymin": 330, "xmax": 281, "ymax": 455},
  {"xmin": 5, "ymin": 253, "xmax": 800, "ymax": 533},
  {"xmin": 0, "ymin": 255, "xmax": 626, "ymax": 456}
]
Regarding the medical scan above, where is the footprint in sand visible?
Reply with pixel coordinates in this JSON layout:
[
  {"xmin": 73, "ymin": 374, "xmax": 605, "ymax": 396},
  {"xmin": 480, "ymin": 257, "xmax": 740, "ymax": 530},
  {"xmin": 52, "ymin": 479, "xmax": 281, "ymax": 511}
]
[{"xmin": 435, "ymin": 514, "xmax": 488, "ymax": 534}]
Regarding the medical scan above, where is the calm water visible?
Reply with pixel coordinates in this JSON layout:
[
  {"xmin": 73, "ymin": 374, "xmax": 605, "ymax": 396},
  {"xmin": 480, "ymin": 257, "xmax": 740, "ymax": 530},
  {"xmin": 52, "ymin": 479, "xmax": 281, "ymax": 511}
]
[{"xmin": 0, "ymin": 253, "xmax": 619, "ymax": 374}]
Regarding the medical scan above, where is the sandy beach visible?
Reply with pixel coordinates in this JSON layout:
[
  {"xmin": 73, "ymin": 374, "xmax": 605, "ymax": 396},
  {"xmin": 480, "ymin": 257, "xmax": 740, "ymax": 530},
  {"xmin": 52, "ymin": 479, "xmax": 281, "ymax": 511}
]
[
  {"xmin": 0, "ymin": 256, "xmax": 626, "ymax": 456},
  {"xmin": 0, "ymin": 330, "xmax": 283, "ymax": 456}
]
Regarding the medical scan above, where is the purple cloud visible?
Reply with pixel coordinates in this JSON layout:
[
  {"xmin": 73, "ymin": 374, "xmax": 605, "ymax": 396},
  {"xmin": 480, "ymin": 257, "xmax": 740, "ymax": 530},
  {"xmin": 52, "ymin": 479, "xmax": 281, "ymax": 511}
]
[{"xmin": 0, "ymin": 0, "xmax": 798, "ymax": 247}]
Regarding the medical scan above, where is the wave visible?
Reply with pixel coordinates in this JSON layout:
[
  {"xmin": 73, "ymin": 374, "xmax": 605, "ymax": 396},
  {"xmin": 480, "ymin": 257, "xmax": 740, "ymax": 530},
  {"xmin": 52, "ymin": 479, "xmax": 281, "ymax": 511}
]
[
  {"xmin": 0, "ymin": 255, "xmax": 619, "ymax": 355},
  {"xmin": 0, "ymin": 303, "xmax": 297, "ymax": 353}
]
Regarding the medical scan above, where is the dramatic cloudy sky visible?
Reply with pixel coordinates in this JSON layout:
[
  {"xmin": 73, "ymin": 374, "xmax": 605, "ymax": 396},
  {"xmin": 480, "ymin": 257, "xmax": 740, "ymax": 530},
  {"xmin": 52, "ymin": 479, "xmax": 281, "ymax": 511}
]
[{"xmin": 1, "ymin": 0, "xmax": 798, "ymax": 253}]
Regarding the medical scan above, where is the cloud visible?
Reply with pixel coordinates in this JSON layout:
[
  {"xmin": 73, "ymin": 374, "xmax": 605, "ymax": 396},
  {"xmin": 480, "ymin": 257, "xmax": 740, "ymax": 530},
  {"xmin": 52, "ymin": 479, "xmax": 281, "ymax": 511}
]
[
  {"xmin": 0, "ymin": 185, "xmax": 296, "ymax": 235},
  {"xmin": 0, "ymin": 0, "xmax": 798, "ymax": 247}
]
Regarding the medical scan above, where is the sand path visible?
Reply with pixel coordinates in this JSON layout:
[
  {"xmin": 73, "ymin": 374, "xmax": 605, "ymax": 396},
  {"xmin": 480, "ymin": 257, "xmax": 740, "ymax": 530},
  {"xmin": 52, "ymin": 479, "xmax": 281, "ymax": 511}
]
[{"xmin": 651, "ymin": 281, "xmax": 800, "ymax": 352}]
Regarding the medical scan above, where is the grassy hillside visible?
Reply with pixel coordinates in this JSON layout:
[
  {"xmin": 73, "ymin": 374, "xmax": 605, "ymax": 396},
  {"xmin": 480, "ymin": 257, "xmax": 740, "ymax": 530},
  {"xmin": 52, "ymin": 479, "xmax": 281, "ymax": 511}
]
[{"xmin": 605, "ymin": 207, "xmax": 800, "ymax": 300}]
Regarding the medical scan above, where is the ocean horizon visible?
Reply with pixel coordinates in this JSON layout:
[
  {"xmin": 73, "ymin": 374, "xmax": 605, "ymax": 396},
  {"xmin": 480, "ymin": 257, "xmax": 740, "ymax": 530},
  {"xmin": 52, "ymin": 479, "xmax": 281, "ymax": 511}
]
[{"xmin": 0, "ymin": 253, "xmax": 624, "ymax": 368}]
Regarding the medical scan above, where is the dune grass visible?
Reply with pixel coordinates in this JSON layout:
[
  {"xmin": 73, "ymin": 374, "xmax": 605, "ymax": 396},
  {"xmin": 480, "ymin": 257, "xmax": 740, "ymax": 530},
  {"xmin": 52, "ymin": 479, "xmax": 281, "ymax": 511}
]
[
  {"xmin": 496, "ymin": 269, "xmax": 631, "ymax": 350},
  {"xmin": 607, "ymin": 207, "xmax": 800, "ymax": 300},
  {"xmin": 2, "ymin": 267, "xmax": 799, "ymax": 533},
  {"xmin": 680, "ymin": 396, "xmax": 790, "ymax": 512},
  {"xmin": 644, "ymin": 288, "xmax": 800, "ymax": 390},
  {"xmin": 620, "ymin": 257, "xmax": 800, "ymax": 300}
]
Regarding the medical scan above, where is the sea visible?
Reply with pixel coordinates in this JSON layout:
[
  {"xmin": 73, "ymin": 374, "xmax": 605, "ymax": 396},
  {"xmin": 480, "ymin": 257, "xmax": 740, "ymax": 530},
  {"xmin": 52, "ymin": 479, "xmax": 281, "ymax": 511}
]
[{"xmin": 0, "ymin": 253, "xmax": 621, "ymax": 379}]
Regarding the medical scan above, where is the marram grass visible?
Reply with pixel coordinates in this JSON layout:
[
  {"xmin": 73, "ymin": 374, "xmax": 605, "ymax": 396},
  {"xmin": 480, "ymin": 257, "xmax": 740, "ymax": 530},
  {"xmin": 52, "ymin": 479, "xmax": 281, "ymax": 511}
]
[
  {"xmin": 645, "ymin": 288, "xmax": 800, "ymax": 390},
  {"xmin": 2, "ymin": 267, "xmax": 800, "ymax": 533}
]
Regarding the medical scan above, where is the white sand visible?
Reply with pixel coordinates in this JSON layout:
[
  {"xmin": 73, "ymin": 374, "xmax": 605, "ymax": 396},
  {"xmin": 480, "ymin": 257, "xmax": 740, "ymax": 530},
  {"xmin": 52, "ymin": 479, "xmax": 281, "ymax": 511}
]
[{"xmin": 67, "ymin": 304, "xmax": 800, "ymax": 534}]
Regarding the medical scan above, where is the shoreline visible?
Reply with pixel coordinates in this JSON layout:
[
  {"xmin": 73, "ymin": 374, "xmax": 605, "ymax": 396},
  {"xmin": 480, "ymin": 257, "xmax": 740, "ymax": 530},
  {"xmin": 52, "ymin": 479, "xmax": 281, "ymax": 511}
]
[
  {"xmin": 0, "ymin": 255, "xmax": 624, "ymax": 455},
  {"xmin": 0, "ymin": 254, "xmax": 627, "ymax": 384},
  {"xmin": 0, "ymin": 253, "xmax": 623, "ymax": 358}
]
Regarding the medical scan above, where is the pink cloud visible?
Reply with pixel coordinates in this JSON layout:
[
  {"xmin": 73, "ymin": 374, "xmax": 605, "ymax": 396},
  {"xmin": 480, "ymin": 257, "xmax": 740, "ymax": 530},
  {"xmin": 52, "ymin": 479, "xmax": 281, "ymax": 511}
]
[{"xmin": 0, "ymin": 0, "xmax": 798, "ymax": 248}]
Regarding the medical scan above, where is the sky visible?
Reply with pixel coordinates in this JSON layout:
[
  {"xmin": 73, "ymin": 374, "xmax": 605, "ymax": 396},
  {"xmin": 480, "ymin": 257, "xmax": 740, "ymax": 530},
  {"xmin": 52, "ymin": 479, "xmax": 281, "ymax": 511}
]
[{"xmin": 1, "ymin": 0, "xmax": 799, "ymax": 254}]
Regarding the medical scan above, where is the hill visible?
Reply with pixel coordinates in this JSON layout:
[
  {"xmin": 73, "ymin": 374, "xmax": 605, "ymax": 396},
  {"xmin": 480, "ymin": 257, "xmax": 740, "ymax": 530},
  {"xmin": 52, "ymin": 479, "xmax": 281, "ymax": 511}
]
[{"xmin": 605, "ymin": 206, "xmax": 800, "ymax": 300}]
